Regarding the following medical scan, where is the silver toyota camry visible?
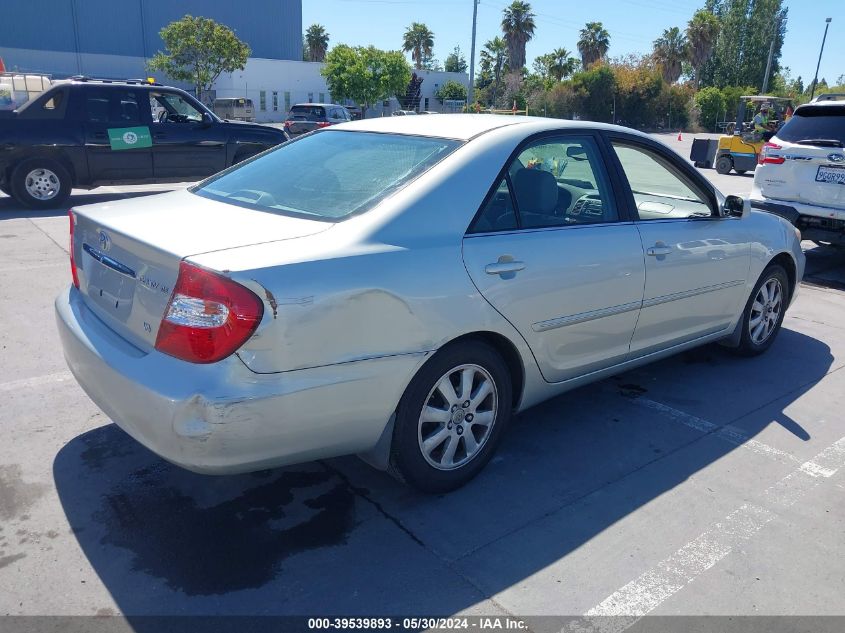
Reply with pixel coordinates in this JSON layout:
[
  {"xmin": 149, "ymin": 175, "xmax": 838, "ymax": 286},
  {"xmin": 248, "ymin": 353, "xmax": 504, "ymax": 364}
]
[{"xmin": 56, "ymin": 115, "xmax": 805, "ymax": 492}]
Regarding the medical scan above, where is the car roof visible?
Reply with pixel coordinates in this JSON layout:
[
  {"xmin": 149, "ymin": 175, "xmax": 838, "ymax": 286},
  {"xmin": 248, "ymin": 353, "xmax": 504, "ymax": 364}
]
[
  {"xmin": 329, "ymin": 113, "xmax": 652, "ymax": 142},
  {"xmin": 794, "ymin": 101, "xmax": 845, "ymax": 115}
]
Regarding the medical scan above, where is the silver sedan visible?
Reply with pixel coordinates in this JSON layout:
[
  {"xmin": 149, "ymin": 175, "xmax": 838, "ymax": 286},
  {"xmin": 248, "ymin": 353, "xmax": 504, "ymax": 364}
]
[{"xmin": 56, "ymin": 115, "xmax": 805, "ymax": 492}]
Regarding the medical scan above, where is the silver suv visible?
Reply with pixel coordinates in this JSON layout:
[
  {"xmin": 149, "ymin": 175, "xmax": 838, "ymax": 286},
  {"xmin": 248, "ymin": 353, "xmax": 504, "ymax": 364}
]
[{"xmin": 751, "ymin": 101, "xmax": 845, "ymax": 246}]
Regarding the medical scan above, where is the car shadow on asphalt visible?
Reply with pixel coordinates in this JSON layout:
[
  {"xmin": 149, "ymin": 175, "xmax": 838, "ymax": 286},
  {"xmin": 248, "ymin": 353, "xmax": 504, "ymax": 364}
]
[
  {"xmin": 52, "ymin": 327, "xmax": 831, "ymax": 617},
  {"xmin": 802, "ymin": 243, "xmax": 845, "ymax": 292},
  {"xmin": 0, "ymin": 190, "xmax": 176, "ymax": 220}
]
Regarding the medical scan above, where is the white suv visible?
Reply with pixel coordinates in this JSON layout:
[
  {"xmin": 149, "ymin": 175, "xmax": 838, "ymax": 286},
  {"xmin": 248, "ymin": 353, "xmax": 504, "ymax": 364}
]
[{"xmin": 751, "ymin": 101, "xmax": 845, "ymax": 246}]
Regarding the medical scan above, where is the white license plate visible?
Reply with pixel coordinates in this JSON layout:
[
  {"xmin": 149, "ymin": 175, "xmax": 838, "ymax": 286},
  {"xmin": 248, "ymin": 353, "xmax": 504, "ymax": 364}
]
[{"xmin": 816, "ymin": 165, "xmax": 845, "ymax": 185}]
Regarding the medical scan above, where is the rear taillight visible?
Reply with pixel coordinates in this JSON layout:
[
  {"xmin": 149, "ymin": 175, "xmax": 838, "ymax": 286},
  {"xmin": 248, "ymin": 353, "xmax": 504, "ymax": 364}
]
[
  {"xmin": 69, "ymin": 210, "xmax": 79, "ymax": 289},
  {"xmin": 155, "ymin": 261, "xmax": 264, "ymax": 364},
  {"xmin": 759, "ymin": 142, "xmax": 784, "ymax": 165},
  {"xmin": 316, "ymin": 121, "xmax": 332, "ymax": 128}
]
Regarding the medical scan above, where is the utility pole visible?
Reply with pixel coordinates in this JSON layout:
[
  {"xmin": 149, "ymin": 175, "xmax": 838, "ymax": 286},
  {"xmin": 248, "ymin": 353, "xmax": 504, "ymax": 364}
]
[
  {"xmin": 810, "ymin": 18, "xmax": 832, "ymax": 100},
  {"xmin": 762, "ymin": 14, "xmax": 782, "ymax": 93},
  {"xmin": 467, "ymin": 0, "xmax": 479, "ymax": 108}
]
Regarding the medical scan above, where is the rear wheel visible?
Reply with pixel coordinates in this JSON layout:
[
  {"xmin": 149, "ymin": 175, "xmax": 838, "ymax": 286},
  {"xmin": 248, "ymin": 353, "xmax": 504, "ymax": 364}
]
[
  {"xmin": 390, "ymin": 341, "xmax": 512, "ymax": 493},
  {"xmin": 10, "ymin": 159, "xmax": 72, "ymax": 209},
  {"xmin": 715, "ymin": 155, "xmax": 733, "ymax": 175},
  {"xmin": 735, "ymin": 264, "xmax": 789, "ymax": 356}
]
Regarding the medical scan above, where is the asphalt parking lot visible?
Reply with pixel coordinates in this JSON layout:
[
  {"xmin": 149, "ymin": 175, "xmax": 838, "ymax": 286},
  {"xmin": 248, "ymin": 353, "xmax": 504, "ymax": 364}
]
[{"xmin": 1, "ymin": 134, "xmax": 845, "ymax": 630}]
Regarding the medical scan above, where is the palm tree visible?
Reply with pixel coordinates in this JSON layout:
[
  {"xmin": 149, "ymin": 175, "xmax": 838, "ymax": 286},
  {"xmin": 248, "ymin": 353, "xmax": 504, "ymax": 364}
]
[
  {"xmin": 549, "ymin": 47, "xmax": 578, "ymax": 81},
  {"xmin": 686, "ymin": 9, "xmax": 720, "ymax": 88},
  {"xmin": 653, "ymin": 27, "xmax": 687, "ymax": 84},
  {"xmin": 480, "ymin": 37, "xmax": 508, "ymax": 106},
  {"xmin": 304, "ymin": 24, "xmax": 329, "ymax": 62},
  {"xmin": 577, "ymin": 22, "xmax": 610, "ymax": 69},
  {"xmin": 501, "ymin": 1, "xmax": 535, "ymax": 72},
  {"xmin": 402, "ymin": 22, "xmax": 435, "ymax": 70}
]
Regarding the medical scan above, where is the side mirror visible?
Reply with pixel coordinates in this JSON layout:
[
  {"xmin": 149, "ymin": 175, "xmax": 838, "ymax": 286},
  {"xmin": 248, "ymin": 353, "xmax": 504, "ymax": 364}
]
[
  {"xmin": 721, "ymin": 194, "xmax": 745, "ymax": 218},
  {"xmin": 201, "ymin": 112, "xmax": 214, "ymax": 126}
]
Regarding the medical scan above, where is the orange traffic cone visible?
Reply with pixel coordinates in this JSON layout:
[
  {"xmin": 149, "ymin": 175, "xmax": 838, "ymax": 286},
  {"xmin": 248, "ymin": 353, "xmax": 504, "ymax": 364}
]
[{"xmin": 677, "ymin": 130, "xmax": 683, "ymax": 141}]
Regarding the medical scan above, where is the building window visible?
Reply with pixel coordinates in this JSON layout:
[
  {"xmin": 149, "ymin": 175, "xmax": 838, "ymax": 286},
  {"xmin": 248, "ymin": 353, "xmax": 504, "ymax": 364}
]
[
  {"xmin": 259, "ymin": 91, "xmax": 266, "ymax": 111},
  {"xmin": 319, "ymin": 92, "xmax": 325, "ymax": 103},
  {"xmin": 424, "ymin": 98, "xmax": 429, "ymax": 111},
  {"xmin": 308, "ymin": 92, "xmax": 314, "ymax": 103},
  {"xmin": 284, "ymin": 91, "xmax": 291, "ymax": 112},
  {"xmin": 272, "ymin": 91, "xmax": 278, "ymax": 111}
]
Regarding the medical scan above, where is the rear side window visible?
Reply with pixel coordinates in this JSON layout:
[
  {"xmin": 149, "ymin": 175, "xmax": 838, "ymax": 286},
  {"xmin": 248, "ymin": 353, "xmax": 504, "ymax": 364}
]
[
  {"xmin": 193, "ymin": 130, "xmax": 461, "ymax": 220},
  {"xmin": 778, "ymin": 107, "xmax": 845, "ymax": 145},
  {"xmin": 85, "ymin": 90, "xmax": 141, "ymax": 124}
]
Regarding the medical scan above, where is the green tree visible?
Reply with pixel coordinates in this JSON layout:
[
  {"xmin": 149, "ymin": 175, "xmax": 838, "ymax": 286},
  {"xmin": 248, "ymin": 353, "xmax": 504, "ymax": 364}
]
[
  {"xmin": 686, "ymin": 9, "xmax": 720, "ymax": 88},
  {"xmin": 304, "ymin": 24, "xmax": 329, "ymax": 62},
  {"xmin": 695, "ymin": 86, "xmax": 726, "ymax": 130},
  {"xmin": 402, "ymin": 22, "xmax": 435, "ymax": 70},
  {"xmin": 702, "ymin": 0, "xmax": 787, "ymax": 89},
  {"xmin": 549, "ymin": 47, "xmax": 579, "ymax": 81},
  {"xmin": 147, "ymin": 15, "xmax": 250, "ymax": 98},
  {"xmin": 444, "ymin": 46, "xmax": 468, "ymax": 73},
  {"xmin": 479, "ymin": 37, "xmax": 509, "ymax": 106},
  {"xmin": 653, "ymin": 27, "xmax": 687, "ymax": 84},
  {"xmin": 435, "ymin": 80, "xmax": 468, "ymax": 104},
  {"xmin": 501, "ymin": 1, "xmax": 536, "ymax": 72},
  {"xmin": 577, "ymin": 22, "xmax": 611, "ymax": 70},
  {"xmin": 571, "ymin": 64, "xmax": 617, "ymax": 122},
  {"xmin": 321, "ymin": 45, "xmax": 411, "ymax": 116}
]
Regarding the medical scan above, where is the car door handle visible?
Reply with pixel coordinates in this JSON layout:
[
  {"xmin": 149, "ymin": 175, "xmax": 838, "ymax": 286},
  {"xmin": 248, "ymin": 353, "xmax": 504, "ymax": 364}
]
[
  {"xmin": 485, "ymin": 260, "xmax": 526, "ymax": 275},
  {"xmin": 646, "ymin": 245, "xmax": 673, "ymax": 256}
]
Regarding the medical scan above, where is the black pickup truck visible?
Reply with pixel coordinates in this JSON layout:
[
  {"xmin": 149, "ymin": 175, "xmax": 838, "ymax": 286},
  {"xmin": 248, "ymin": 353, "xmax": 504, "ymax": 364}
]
[{"xmin": 0, "ymin": 78, "xmax": 287, "ymax": 208}]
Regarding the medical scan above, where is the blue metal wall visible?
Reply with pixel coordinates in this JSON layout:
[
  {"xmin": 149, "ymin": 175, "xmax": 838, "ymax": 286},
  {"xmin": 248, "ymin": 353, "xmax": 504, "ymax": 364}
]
[{"xmin": 4, "ymin": 0, "xmax": 302, "ymax": 61}]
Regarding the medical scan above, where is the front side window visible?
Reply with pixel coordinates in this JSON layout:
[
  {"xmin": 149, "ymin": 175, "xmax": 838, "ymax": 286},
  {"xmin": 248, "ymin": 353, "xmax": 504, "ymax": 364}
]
[
  {"xmin": 193, "ymin": 131, "xmax": 461, "ymax": 220},
  {"xmin": 612, "ymin": 142, "xmax": 714, "ymax": 220},
  {"xmin": 151, "ymin": 92, "xmax": 203, "ymax": 123}
]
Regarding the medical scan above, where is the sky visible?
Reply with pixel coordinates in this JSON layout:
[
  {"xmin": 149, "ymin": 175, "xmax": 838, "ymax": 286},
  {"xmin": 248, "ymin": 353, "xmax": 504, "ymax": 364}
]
[{"xmin": 302, "ymin": 0, "xmax": 844, "ymax": 87}]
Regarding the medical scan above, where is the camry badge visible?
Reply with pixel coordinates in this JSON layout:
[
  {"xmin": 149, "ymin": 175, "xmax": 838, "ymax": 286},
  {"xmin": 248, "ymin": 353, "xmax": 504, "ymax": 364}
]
[
  {"xmin": 98, "ymin": 230, "xmax": 111, "ymax": 252},
  {"xmin": 829, "ymin": 153, "xmax": 845, "ymax": 163}
]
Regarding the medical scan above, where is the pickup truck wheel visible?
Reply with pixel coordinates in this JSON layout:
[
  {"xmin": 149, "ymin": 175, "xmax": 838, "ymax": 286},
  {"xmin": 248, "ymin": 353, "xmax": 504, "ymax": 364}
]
[
  {"xmin": 390, "ymin": 341, "xmax": 512, "ymax": 493},
  {"xmin": 11, "ymin": 159, "xmax": 72, "ymax": 209}
]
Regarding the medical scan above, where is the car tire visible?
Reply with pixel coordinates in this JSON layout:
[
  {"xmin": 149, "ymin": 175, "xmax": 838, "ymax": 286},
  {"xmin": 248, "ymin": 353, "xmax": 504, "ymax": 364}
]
[
  {"xmin": 715, "ymin": 156, "xmax": 733, "ymax": 175},
  {"xmin": 10, "ymin": 159, "xmax": 72, "ymax": 209},
  {"xmin": 734, "ymin": 264, "xmax": 789, "ymax": 356},
  {"xmin": 389, "ymin": 340, "xmax": 512, "ymax": 493}
]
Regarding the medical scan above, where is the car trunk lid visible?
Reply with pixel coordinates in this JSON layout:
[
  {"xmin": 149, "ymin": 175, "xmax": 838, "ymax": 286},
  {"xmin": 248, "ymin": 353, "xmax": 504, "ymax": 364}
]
[
  {"xmin": 758, "ymin": 139, "xmax": 845, "ymax": 209},
  {"xmin": 70, "ymin": 188, "xmax": 331, "ymax": 352}
]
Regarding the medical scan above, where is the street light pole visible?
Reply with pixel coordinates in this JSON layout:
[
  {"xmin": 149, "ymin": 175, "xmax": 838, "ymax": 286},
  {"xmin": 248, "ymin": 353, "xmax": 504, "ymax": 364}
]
[
  {"xmin": 810, "ymin": 17, "xmax": 832, "ymax": 100},
  {"xmin": 467, "ymin": 0, "xmax": 479, "ymax": 109}
]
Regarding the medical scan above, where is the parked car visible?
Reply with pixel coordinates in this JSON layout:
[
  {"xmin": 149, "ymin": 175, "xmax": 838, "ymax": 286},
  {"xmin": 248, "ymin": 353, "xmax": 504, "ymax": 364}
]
[
  {"xmin": 750, "ymin": 100, "xmax": 845, "ymax": 246},
  {"xmin": 283, "ymin": 103, "xmax": 351, "ymax": 136},
  {"xmin": 212, "ymin": 97, "xmax": 255, "ymax": 122},
  {"xmin": 392, "ymin": 110, "xmax": 418, "ymax": 116},
  {"xmin": 56, "ymin": 115, "xmax": 804, "ymax": 492},
  {"xmin": 0, "ymin": 77, "xmax": 286, "ymax": 208}
]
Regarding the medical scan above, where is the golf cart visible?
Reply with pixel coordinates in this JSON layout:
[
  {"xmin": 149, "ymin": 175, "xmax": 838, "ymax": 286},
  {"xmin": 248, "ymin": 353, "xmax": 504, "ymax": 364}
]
[{"xmin": 712, "ymin": 95, "xmax": 794, "ymax": 175}]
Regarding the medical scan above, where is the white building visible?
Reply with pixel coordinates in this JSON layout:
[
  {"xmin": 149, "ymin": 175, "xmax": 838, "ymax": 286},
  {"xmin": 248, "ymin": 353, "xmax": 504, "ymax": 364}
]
[{"xmin": 213, "ymin": 58, "xmax": 469, "ymax": 122}]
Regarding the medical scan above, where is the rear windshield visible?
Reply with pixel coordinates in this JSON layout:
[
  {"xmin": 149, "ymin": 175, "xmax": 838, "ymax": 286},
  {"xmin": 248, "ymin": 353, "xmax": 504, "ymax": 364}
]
[
  {"xmin": 192, "ymin": 130, "xmax": 462, "ymax": 220},
  {"xmin": 289, "ymin": 105, "xmax": 326, "ymax": 120},
  {"xmin": 778, "ymin": 107, "xmax": 845, "ymax": 145}
]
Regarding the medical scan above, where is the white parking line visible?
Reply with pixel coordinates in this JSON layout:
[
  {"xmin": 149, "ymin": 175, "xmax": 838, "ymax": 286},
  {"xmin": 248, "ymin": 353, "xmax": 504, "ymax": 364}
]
[
  {"xmin": 562, "ymin": 436, "xmax": 845, "ymax": 633},
  {"xmin": 631, "ymin": 397, "xmax": 802, "ymax": 465},
  {"xmin": 0, "ymin": 371, "xmax": 73, "ymax": 393}
]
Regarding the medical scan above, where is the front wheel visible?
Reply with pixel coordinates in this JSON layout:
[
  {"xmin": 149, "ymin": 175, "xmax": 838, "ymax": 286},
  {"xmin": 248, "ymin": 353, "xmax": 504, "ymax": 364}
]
[
  {"xmin": 390, "ymin": 341, "xmax": 512, "ymax": 493},
  {"xmin": 735, "ymin": 264, "xmax": 789, "ymax": 356},
  {"xmin": 10, "ymin": 159, "xmax": 72, "ymax": 209},
  {"xmin": 715, "ymin": 155, "xmax": 733, "ymax": 175}
]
